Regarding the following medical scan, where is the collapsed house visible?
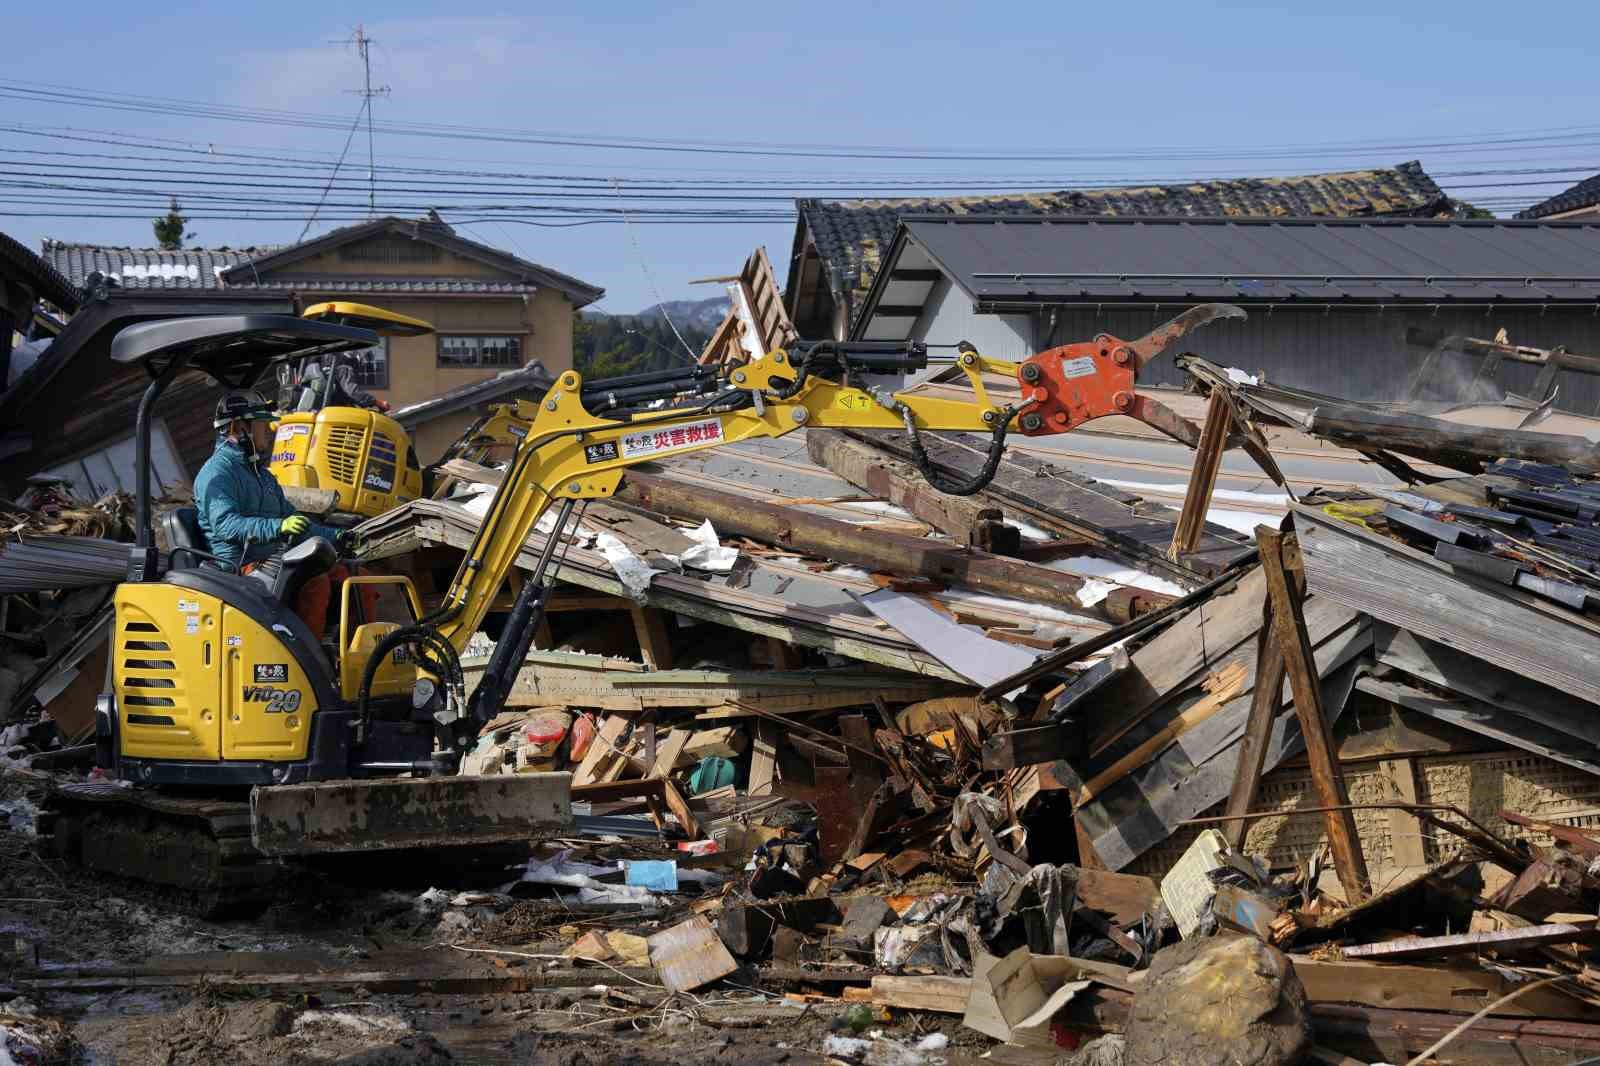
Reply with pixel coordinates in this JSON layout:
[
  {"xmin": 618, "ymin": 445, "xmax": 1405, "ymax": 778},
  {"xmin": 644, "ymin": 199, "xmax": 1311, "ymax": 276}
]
[{"xmin": 4, "ymin": 223, "xmax": 1600, "ymax": 1064}]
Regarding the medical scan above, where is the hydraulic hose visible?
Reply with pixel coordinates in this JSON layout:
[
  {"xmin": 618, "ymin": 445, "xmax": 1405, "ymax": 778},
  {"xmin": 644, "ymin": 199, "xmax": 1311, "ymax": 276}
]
[{"xmin": 901, "ymin": 404, "xmax": 1017, "ymax": 497}]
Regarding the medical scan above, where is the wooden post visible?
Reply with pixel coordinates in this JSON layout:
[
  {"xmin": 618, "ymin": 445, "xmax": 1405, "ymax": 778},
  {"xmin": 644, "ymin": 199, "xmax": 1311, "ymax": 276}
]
[
  {"xmin": 1258, "ymin": 525, "xmax": 1370, "ymax": 902},
  {"xmin": 1383, "ymin": 757, "xmax": 1428, "ymax": 869},
  {"xmin": 629, "ymin": 605, "xmax": 674, "ymax": 670},
  {"xmin": 1221, "ymin": 598, "xmax": 1287, "ymax": 850},
  {"xmin": 1169, "ymin": 389, "xmax": 1232, "ymax": 560}
]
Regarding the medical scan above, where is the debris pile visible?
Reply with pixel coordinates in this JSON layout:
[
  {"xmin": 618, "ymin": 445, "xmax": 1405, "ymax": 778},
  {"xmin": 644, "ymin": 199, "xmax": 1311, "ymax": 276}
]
[{"xmin": 6, "ymin": 307, "xmax": 1600, "ymax": 1063}]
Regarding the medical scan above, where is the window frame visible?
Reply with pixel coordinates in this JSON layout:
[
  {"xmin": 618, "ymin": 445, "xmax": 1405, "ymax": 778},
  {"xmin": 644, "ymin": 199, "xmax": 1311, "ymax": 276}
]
[
  {"xmin": 347, "ymin": 337, "xmax": 390, "ymax": 390},
  {"xmin": 436, "ymin": 332, "xmax": 526, "ymax": 369}
]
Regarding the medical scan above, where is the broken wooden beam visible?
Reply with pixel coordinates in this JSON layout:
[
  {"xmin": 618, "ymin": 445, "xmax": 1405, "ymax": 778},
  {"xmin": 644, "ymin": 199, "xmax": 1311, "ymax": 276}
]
[
  {"xmin": 614, "ymin": 468, "xmax": 1173, "ymax": 619},
  {"xmin": 806, "ymin": 428, "xmax": 1012, "ymax": 548},
  {"xmin": 870, "ymin": 975, "xmax": 971, "ymax": 1014},
  {"xmin": 1170, "ymin": 388, "xmax": 1233, "ymax": 560},
  {"xmin": 1221, "ymin": 598, "xmax": 1286, "ymax": 850},
  {"xmin": 1341, "ymin": 919, "xmax": 1600, "ymax": 961},
  {"xmin": 1075, "ymin": 659, "xmax": 1248, "ymax": 807},
  {"xmin": 1259, "ymin": 525, "xmax": 1370, "ymax": 903}
]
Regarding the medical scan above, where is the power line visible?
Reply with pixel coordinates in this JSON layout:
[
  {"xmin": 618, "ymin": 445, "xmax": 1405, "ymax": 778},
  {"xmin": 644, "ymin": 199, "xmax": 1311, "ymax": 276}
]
[
  {"xmin": 298, "ymin": 101, "xmax": 368, "ymax": 241},
  {"xmin": 613, "ymin": 177, "xmax": 698, "ymax": 361},
  {"xmin": 6, "ymin": 76, "xmax": 1600, "ymax": 164}
]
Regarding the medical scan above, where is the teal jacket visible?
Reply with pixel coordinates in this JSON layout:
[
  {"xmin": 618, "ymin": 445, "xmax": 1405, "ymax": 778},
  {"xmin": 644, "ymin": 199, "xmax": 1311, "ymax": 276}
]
[{"xmin": 194, "ymin": 436, "xmax": 338, "ymax": 569}]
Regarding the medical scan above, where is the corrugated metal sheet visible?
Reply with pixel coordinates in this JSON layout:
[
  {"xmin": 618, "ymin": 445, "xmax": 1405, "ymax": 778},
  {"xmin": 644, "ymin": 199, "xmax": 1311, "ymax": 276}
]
[{"xmin": 900, "ymin": 216, "xmax": 1600, "ymax": 306}]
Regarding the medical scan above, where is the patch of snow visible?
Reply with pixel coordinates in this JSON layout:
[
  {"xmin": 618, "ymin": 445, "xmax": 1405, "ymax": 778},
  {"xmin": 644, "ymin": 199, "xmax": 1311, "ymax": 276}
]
[
  {"xmin": 833, "ymin": 500, "xmax": 918, "ymax": 521},
  {"xmin": 1201, "ymin": 508, "xmax": 1282, "ymax": 535},
  {"xmin": 116, "ymin": 263, "xmax": 200, "ymax": 283},
  {"xmin": 1045, "ymin": 556, "xmax": 1188, "ymax": 599},
  {"xmin": 1008, "ymin": 517, "xmax": 1057, "ymax": 542},
  {"xmin": 1075, "ymin": 578, "xmax": 1119, "ymax": 608},
  {"xmin": 1098, "ymin": 478, "xmax": 1291, "ymax": 507}
]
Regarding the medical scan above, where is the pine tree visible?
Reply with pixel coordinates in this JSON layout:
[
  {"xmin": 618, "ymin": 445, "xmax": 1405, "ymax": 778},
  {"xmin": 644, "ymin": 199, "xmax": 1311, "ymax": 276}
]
[{"xmin": 152, "ymin": 197, "xmax": 193, "ymax": 250}]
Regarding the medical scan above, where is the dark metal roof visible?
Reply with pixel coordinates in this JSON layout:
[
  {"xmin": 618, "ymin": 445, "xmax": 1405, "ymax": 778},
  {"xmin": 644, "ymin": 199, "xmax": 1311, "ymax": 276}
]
[
  {"xmin": 788, "ymin": 161, "xmax": 1454, "ymax": 331},
  {"xmin": 1517, "ymin": 172, "xmax": 1600, "ymax": 220},
  {"xmin": 111, "ymin": 315, "xmax": 378, "ymax": 369},
  {"xmin": 871, "ymin": 216, "xmax": 1600, "ymax": 313},
  {"xmin": 1, "ymin": 231, "xmax": 81, "ymax": 312}
]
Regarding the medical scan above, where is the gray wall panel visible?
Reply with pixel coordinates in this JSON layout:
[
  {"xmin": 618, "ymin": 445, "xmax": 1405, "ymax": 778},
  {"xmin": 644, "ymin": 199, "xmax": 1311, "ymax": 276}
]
[{"xmin": 1009, "ymin": 306, "xmax": 1600, "ymax": 411}]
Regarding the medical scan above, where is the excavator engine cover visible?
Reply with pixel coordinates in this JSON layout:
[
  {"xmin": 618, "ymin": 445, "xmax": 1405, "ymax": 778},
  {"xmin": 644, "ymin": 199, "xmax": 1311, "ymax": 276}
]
[{"xmin": 270, "ymin": 407, "xmax": 422, "ymax": 518}]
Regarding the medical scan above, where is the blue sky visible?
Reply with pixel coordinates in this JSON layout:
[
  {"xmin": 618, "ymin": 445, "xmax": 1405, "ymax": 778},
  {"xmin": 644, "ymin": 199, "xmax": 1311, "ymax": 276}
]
[{"xmin": 4, "ymin": 1, "xmax": 1599, "ymax": 314}]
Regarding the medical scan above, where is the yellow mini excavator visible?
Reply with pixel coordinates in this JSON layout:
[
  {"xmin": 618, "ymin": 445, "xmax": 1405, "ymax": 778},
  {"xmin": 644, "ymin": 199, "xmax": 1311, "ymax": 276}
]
[
  {"xmin": 42, "ymin": 303, "xmax": 1242, "ymax": 909},
  {"xmin": 268, "ymin": 302, "xmax": 435, "ymax": 519}
]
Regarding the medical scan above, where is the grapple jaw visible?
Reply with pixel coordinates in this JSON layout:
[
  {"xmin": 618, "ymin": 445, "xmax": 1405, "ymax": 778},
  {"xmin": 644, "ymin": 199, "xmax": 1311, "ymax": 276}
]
[{"xmin": 1013, "ymin": 303, "xmax": 1246, "ymax": 438}]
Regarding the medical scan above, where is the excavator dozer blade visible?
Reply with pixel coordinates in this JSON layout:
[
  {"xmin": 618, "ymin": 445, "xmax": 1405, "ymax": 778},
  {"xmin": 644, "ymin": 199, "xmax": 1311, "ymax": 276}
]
[{"xmin": 249, "ymin": 773, "xmax": 574, "ymax": 857}]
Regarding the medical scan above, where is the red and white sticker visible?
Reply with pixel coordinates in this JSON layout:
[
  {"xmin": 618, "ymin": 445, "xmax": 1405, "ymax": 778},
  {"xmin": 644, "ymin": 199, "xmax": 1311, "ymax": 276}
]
[{"xmin": 618, "ymin": 417, "xmax": 724, "ymax": 459}]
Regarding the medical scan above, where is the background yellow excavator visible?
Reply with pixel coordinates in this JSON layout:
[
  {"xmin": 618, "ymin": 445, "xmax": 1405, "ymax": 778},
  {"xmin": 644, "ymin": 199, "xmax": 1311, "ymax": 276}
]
[
  {"xmin": 268, "ymin": 301, "xmax": 435, "ymax": 520},
  {"xmin": 43, "ymin": 304, "xmax": 1239, "ymax": 909}
]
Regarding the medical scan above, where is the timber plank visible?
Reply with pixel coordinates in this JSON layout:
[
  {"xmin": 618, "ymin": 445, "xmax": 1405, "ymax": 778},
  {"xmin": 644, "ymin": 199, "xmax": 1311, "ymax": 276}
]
[
  {"xmin": 871, "ymin": 975, "xmax": 971, "ymax": 1014},
  {"xmin": 749, "ymin": 721, "xmax": 778, "ymax": 796},
  {"xmin": 1260, "ymin": 527, "xmax": 1368, "ymax": 903},
  {"xmin": 1374, "ymin": 624, "xmax": 1600, "ymax": 746},
  {"xmin": 1080, "ymin": 657, "xmax": 1364, "ymax": 871},
  {"xmin": 571, "ymin": 716, "xmax": 629, "ymax": 787},
  {"xmin": 853, "ymin": 429, "xmax": 1253, "ymax": 583},
  {"xmin": 1296, "ymin": 503, "xmax": 1600, "ymax": 707},
  {"xmin": 1290, "ymin": 959, "xmax": 1596, "ymax": 1018}
]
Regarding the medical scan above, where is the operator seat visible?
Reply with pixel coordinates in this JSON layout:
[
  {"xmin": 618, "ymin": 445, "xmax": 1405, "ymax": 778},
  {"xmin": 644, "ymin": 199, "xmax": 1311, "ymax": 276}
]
[
  {"xmin": 162, "ymin": 507, "xmax": 210, "ymax": 570},
  {"xmin": 245, "ymin": 536, "xmax": 338, "ymax": 607}
]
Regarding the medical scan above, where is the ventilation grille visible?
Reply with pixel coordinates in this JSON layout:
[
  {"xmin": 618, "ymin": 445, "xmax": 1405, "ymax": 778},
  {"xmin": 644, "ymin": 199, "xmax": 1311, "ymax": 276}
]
[
  {"xmin": 120, "ymin": 618, "xmax": 183, "ymax": 723},
  {"xmin": 323, "ymin": 425, "xmax": 367, "ymax": 487}
]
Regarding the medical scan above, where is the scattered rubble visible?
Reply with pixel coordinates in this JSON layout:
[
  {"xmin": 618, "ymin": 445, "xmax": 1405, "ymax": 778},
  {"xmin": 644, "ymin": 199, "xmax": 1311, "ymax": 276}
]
[{"xmin": 6, "ymin": 310, "xmax": 1600, "ymax": 1063}]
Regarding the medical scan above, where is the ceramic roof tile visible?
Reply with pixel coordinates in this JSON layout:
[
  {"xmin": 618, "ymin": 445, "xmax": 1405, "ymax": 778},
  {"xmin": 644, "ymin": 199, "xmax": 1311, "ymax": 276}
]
[
  {"xmin": 797, "ymin": 161, "xmax": 1452, "ymax": 327},
  {"xmin": 1517, "ymin": 172, "xmax": 1600, "ymax": 220}
]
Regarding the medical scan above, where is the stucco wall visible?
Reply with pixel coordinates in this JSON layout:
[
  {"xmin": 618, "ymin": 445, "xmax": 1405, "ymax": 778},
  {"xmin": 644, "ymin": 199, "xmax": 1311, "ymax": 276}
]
[{"xmin": 270, "ymin": 242, "xmax": 579, "ymax": 413}]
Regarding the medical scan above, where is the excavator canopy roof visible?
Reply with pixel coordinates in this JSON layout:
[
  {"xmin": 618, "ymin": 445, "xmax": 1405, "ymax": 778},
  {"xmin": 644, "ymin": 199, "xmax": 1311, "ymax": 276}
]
[
  {"xmin": 301, "ymin": 301, "xmax": 434, "ymax": 336},
  {"xmin": 110, "ymin": 315, "xmax": 379, "ymax": 387}
]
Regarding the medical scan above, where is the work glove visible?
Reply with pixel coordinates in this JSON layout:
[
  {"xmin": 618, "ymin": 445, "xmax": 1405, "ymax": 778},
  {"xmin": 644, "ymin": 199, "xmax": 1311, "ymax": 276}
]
[
  {"xmin": 335, "ymin": 529, "xmax": 359, "ymax": 555},
  {"xmin": 280, "ymin": 514, "xmax": 310, "ymax": 537},
  {"xmin": 377, "ymin": 399, "xmax": 391, "ymax": 413}
]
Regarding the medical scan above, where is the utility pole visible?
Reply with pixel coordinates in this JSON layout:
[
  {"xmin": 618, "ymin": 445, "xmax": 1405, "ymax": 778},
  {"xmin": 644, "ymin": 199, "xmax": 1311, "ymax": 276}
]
[{"xmin": 332, "ymin": 24, "xmax": 390, "ymax": 216}]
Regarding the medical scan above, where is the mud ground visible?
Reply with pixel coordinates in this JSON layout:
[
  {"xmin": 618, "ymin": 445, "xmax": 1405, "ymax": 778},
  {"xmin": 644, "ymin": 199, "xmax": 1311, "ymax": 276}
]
[{"xmin": 1, "ymin": 774, "xmax": 973, "ymax": 1065}]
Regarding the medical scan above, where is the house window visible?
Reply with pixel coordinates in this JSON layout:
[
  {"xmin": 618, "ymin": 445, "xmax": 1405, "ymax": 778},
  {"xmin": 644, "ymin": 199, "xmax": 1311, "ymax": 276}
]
[
  {"xmin": 347, "ymin": 338, "xmax": 389, "ymax": 389},
  {"xmin": 437, "ymin": 334, "xmax": 524, "ymax": 369}
]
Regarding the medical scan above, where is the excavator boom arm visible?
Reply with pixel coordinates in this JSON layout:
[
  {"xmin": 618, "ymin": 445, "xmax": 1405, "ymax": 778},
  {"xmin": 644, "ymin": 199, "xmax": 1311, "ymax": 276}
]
[
  {"xmin": 389, "ymin": 303, "xmax": 1244, "ymax": 737},
  {"xmin": 428, "ymin": 359, "xmax": 1008, "ymax": 655}
]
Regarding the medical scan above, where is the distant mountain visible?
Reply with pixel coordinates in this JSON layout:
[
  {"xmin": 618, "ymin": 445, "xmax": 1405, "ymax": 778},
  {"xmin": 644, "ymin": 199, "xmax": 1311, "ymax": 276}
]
[
  {"xmin": 573, "ymin": 298, "xmax": 723, "ymax": 381},
  {"xmin": 629, "ymin": 296, "xmax": 731, "ymax": 332}
]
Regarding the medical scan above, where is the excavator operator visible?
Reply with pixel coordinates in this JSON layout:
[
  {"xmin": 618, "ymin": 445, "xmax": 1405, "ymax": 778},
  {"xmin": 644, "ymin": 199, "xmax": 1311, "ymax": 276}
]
[
  {"xmin": 294, "ymin": 351, "xmax": 391, "ymax": 413},
  {"xmin": 194, "ymin": 390, "xmax": 353, "ymax": 640}
]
